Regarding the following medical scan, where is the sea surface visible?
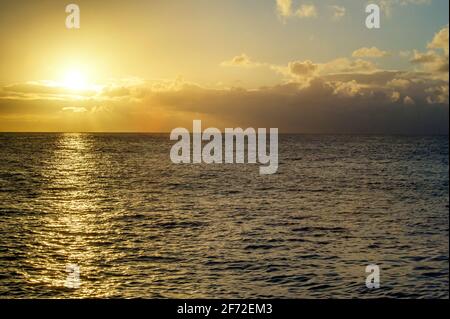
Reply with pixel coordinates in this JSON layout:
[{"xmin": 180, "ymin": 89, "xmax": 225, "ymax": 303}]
[{"xmin": 0, "ymin": 133, "xmax": 448, "ymax": 298}]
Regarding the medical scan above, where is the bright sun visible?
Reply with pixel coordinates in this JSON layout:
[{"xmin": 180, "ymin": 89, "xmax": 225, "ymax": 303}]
[{"xmin": 63, "ymin": 70, "xmax": 87, "ymax": 90}]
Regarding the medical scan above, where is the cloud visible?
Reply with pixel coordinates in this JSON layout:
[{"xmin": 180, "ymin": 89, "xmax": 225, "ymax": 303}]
[
  {"xmin": 295, "ymin": 4, "xmax": 318, "ymax": 18},
  {"xmin": 147, "ymin": 75, "xmax": 447, "ymax": 134},
  {"xmin": 330, "ymin": 5, "xmax": 346, "ymax": 21},
  {"xmin": 321, "ymin": 58, "xmax": 378, "ymax": 74},
  {"xmin": 425, "ymin": 85, "xmax": 449, "ymax": 104},
  {"xmin": 3, "ymin": 82, "xmax": 96, "ymax": 96},
  {"xmin": 1, "ymin": 25, "xmax": 447, "ymax": 134},
  {"xmin": 410, "ymin": 50, "xmax": 447, "ymax": 74},
  {"xmin": 276, "ymin": 0, "xmax": 292, "ymax": 17},
  {"xmin": 221, "ymin": 53, "xmax": 260, "ymax": 67},
  {"xmin": 288, "ymin": 60, "xmax": 318, "ymax": 76},
  {"xmin": 270, "ymin": 58, "xmax": 378, "ymax": 83},
  {"xmin": 411, "ymin": 50, "xmax": 440, "ymax": 64},
  {"xmin": 428, "ymin": 25, "xmax": 449, "ymax": 55},
  {"xmin": 276, "ymin": 1, "xmax": 317, "ymax": 20},
  {"xmin": 224, "ymin": 56, "xmax": 321, "ymax": 82},
  {"xmin": 410, "ymin": 27, "xmax": 449, "ymax": 75},
  {"xmin": 403, "ymin": 96, "xmax": 416, "ymax": 105},
  {"xmin": 279, "ymin": 3, "xmax": 344, "ymax": 21},
  {"xmin": 391, "ymin": 91, "xmax": 401, "ymax": 102},
  {"xmin": 332, "ymin": 80, "xmax": 363, "ymax": 97},
  {"xmin": 352, "ymin": 47, "xmax": 390, "ymax": 58},
  {"xmin": 399, "ymin": 50, "xmax": 412, "ymax": 58},
  {"xmin": 276, "ymin": 60, "xmax": 319, "ymax": 81},
  {"xmin": 387, "ymin": 78, "xmax": 411, "ymax": 88},
  {"xmin": 101, "ymin": 86, "xmax": 131, "ymax": 98},
  {"xmin": 62, "ymin": 107, "xmax": 88, "ymax": 113},
  {"xmin": 2, "ymin": 70, "xmax": 447, "ymax": 134}
]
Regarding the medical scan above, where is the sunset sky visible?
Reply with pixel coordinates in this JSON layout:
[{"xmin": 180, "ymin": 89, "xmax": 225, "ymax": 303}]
[{"xmin": 0, "ymin": 0, "xmax": 448, "ymax": 133}]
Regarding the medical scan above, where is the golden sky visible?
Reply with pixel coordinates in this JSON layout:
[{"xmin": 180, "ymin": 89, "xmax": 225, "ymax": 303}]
[{"xmin": 0, "ymin": 0, "xmax": 448, "ymax": 133}]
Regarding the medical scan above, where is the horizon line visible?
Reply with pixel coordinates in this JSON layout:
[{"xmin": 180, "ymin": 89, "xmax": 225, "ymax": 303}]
[{"xmin": 0, "ymin": 131, "xmax": 448, "ymax": 136}]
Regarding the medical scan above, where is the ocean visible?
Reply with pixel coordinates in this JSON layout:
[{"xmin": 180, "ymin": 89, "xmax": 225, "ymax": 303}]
[{"xmin": 0, "ymin": 133, "xmax": 448, "ymax": 298}]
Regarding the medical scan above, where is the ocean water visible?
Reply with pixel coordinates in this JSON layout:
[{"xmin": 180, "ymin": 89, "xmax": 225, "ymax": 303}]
[{"xmin": 0, "ymin": 133, "xmax": 448, "ymax": 298}]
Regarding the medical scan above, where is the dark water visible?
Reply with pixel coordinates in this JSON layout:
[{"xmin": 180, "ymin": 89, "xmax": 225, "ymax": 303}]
[{"xmin": 0, "ymin": 133, "xmax": 448, "ymax": 298}]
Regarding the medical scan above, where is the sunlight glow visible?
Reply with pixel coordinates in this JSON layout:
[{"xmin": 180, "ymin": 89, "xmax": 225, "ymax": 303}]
[{"xmin": 63, "ymin": 69, "xmax": 88, "ymax": 90}]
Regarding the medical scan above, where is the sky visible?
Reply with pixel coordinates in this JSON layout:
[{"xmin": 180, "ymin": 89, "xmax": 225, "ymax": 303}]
[{"xmin": 0, "ymin": 0, "xmax": 448, "ymax": 133}]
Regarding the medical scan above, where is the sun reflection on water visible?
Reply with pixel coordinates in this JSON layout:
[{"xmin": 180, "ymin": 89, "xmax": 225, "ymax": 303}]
[{"xmin": 22, "ymin": 133, "xmax": 116, "ymax": 297}]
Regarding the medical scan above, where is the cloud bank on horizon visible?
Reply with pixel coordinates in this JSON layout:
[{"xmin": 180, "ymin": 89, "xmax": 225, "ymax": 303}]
[{"xmin": 0, "ymin": 0, "xmax": 448, "ymax": 133}]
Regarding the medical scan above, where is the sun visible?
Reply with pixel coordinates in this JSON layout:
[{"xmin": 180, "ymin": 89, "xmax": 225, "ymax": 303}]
[{"xmin": 63, "ymin": 69, "xmax": 88, "ymax": 90}]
